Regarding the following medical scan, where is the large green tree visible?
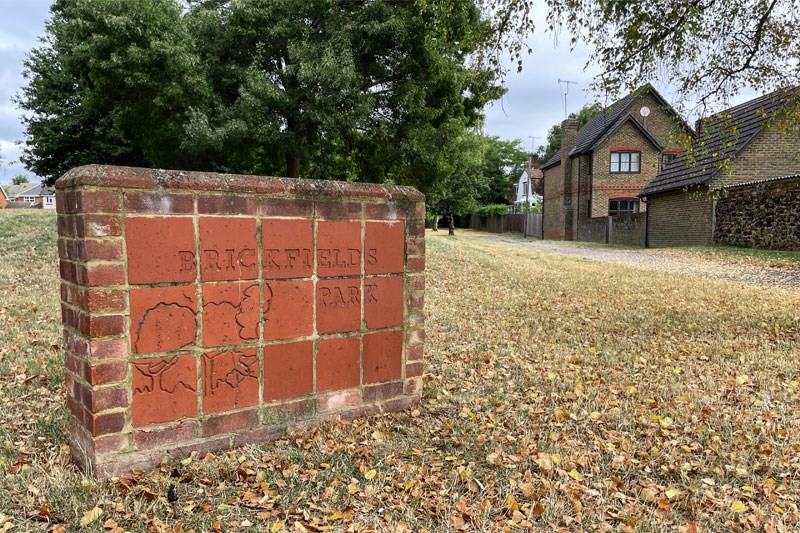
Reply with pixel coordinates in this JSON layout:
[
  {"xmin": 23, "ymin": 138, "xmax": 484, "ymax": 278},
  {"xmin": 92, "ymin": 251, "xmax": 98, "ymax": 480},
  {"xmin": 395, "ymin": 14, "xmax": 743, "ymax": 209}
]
[
  {"xmin": 476, "ymin": 136, "xmax": 528, "ymax": 205},
  {"xmin": 16, "ymin": 0, "xmax": 206, "ymax": 184},
  {"xmin": 18, "ymin": 0, "xmax": 501, "ymax": 190}
]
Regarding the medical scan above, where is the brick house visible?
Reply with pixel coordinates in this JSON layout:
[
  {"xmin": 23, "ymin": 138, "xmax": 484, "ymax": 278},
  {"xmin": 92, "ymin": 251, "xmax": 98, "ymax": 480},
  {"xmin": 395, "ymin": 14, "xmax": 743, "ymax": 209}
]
[
  {"xmin": 640, "ymin": 88, "xmax": 800, "ymax": 247},
  {"xmin": 541, "ymin": 86, "xmax": 691, "ymax": 240}
]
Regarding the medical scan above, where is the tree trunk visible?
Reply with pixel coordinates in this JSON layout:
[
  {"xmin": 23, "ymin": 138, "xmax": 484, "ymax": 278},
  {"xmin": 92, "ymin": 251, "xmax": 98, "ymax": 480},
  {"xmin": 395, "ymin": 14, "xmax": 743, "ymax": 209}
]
[
  {"xmin": 286, "ymin": 151, "xmax": 301, "ymax": 179},
  {"xmin": 446, "ymin": 207, "xmax": 455, "ymax": 236},
  {"xmin": 432, "ymin": 214, "xmax": 440, "ymax": 231}
]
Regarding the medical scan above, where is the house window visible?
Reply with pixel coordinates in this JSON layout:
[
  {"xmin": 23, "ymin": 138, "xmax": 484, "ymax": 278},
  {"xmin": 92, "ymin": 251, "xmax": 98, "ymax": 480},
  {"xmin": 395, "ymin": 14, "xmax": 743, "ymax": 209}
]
[
  {"xmin": 609, "ymin": 198, "xmax": 639, "ymax": 216},
  {"xmin": 610, "ymin": 151, "xmax": 640, "ymax": 173},
  {"xmin": 661, "ymin": 152, "xmax": 677, "ymax": 168},
  {"xmin": 522, "ymin": 182, "xmax": 528, "ymax": 196}
]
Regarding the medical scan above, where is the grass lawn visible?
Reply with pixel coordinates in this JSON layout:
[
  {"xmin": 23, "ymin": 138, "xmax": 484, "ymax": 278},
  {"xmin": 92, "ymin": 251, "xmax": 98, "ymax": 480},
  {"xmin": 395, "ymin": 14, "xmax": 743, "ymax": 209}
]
[{"xmin": 1, "ymin": 210, "xmax": 799, "ymax": 532}]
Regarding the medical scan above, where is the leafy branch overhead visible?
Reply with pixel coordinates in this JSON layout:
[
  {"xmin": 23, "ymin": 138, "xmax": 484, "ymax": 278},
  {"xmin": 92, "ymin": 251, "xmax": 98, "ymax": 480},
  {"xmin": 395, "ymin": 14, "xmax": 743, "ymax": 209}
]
[
  {"xmin": 17, "ymin": 0, "xmax": 503, "ymax": 189},
  {"xmin": 464, "ymin": 0, "xmax": 800, "ymax": 117}
]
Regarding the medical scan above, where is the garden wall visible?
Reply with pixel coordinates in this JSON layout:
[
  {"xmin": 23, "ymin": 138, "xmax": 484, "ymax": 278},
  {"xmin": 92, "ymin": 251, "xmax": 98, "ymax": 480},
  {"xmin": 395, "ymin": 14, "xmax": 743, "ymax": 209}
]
[
  {"xmin": 576, "ymin": 213, "xmax": 646, "ymax": 247},
  {"xmin": 56, "ymin": 165, "xmax": 425, "ymax": 478},
  {"xmin": 714, "ymin": 175, "xmax": 800, "ymax": 251}
]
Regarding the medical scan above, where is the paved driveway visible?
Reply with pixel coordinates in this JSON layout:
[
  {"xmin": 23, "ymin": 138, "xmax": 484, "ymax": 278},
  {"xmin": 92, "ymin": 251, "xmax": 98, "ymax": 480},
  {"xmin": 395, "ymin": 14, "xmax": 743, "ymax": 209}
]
[{"xmin": 476, "ymin": 234, "xmax": 800, "ymax": 291}]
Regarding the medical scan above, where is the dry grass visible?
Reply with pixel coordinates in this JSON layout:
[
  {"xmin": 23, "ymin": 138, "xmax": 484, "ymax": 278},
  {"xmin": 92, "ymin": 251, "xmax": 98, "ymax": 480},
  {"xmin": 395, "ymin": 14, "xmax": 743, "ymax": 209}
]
[{"xmin": 1, "ymin": 210, "xmax": 799, "ymax": 532}]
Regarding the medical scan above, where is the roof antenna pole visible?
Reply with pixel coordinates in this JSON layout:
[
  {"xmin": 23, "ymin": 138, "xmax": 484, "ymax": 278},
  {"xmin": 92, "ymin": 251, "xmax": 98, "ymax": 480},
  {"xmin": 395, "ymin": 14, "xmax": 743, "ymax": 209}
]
[
  {"xmin": 558, "ymin": 78, "xmax": 578, "ymax": 119},
  {"xmin": 528, "ymin": 136, "xmax": 540, "ymax": 153}
]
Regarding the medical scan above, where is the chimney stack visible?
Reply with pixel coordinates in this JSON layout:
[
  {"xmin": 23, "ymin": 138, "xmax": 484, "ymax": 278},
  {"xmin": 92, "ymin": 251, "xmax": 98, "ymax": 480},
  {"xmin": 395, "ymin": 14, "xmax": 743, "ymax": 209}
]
[{"xmin": 529, "ymin": 153, "xmax": 539, "ymax": 169}]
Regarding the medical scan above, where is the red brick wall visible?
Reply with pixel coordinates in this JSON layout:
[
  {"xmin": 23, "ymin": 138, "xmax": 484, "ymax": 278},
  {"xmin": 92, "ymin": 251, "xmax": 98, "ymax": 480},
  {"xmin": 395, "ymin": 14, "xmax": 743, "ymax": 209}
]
[{"xmin": 56, "ymin": 165, "xmax": 425, "ymax": 478}]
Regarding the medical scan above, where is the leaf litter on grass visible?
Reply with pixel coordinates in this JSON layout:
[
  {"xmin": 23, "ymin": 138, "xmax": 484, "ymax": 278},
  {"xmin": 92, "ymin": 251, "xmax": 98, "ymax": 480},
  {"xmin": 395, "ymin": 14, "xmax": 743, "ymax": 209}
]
[{"xmin": 0, "ymin": 211, "xmax": 799, "ymax": 532}]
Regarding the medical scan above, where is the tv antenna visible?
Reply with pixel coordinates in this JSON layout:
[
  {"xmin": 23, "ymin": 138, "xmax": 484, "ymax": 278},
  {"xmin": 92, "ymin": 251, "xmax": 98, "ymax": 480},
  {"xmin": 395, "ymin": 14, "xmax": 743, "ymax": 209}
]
[
  {"xmin": 557, "ymin": 78, "xmax": 577, "ymax": 118},
  {"xmin": 528, "ymin": 136, "xmax": 540, "ymax": 153}
]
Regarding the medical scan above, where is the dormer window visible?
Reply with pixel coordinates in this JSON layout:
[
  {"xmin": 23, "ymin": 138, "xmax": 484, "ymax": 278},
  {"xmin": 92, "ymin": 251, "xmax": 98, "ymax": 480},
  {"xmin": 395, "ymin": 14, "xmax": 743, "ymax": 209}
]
[{"xmin": 610, "ymin": 151, "xmax": 640, "ymax": 173}]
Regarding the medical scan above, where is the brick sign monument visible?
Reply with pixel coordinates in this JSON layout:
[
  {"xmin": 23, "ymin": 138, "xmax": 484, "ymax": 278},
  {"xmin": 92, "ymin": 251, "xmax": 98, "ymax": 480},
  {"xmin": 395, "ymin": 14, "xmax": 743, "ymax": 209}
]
[{"xmin": 56, "ymin": 165, "xmax": 425, "ymax": 478}]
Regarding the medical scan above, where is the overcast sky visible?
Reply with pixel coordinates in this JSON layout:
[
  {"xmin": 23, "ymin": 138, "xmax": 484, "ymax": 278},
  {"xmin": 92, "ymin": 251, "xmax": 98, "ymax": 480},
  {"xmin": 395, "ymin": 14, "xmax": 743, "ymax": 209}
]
[{"xmin": 0, "ymin": 2, "xmax": 746, "ymax": 186}]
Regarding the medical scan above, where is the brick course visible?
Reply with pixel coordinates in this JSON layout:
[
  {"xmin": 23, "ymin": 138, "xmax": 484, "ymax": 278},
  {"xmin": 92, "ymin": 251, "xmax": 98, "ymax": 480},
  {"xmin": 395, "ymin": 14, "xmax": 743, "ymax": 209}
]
[{"xmin": 56, "ymin": 165, "xmax": 425, "ymax": 478}]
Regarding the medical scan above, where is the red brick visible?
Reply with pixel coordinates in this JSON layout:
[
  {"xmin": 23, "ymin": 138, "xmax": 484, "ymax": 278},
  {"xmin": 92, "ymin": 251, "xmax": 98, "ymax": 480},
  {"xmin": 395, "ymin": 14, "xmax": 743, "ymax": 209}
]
[
  {"xmin": 77, "ymin": 214, "xmax": 121, "ymax": 237},
  {"xmin": 362, "ymin": 381, "xmax": 403, "ymax": 403},
  {"xmin": 83, "ymin": 239, "xmax": 123, "ymax": 261},
  {"xmin": 87, "ymin": 360, "xmax": 128, "ymax": 386},
  {"xmin": 262, "ymin": 219, "xmax": 313, "ymax": 279},
  {"xmin": 406, "ymin": 237, "xmax": 425, "ymax": 256},
  {"xmin": 134, "ymin": 422, "xmax": 199, "ymax": 450},
  {"xmin": 407, "ymin": 221, "xmax": 425, "ymax": 237},
  {"xmin": 93, "ymin": 433, "xmax": 129, "ymax": 454},
  {"xmin": 60, "ymin": 260, "xmax": 77, "ymax": 283},
  {"xmin": 86, "ymin": 387, "xmax": 128, "ymax": 413},
  {"xmin": 382, "ymin": 395, "xmax": 420, "ymax": 414},
  {"xmin": 263, "ymin": 280, "xmax": 313, "ymax": 340},
  {"xmin": 86, "ymin": 263, "xmax": 126, "ymax": 286},
  {"xmin": 260, "ymin": 198, "xmax": 313, "ymax": 218},
  {"xmin": 57, "ymin": 215, "xmax": 75, "ymax": 237},
  {"xmin": 126, "ymin": 217, "xmax": 196, "ymax": 284},
  {"xmin": 201, "ymin": 408, "xmax": 259, "ymax": 437},
  {"xmin": 199, "ymin": 217, "xmax": 258, "ymax": 281},
  {"xmin": 406, "ymin": 362, "xmax": 424, "ymax": 378},
  {"xmin": 363, "ymin": 331, "xmax": 402, "ymax": 384},
  {"xmin": 408, "ymin": 293, "xmax": 424, "ymax": 310},
  {"xmin": 233, "ymin": 426, "xmax": 285, "ymax": 448},
  {"xmin": 263, "ymin": 341, "xmax": 313, "ymax": 401},
  {"xmin": 261, "ymin": 398, "xmax": 315, "ymax": 424},
  {"xmin": 316, "ymin": 279, "xmax": 362, "ymax": 334},
  {"xmin": 58, "ymin": 239, "xmax": 68, "ymax": 260},
  {"xmin": 130, "ymin": 285, "xmax": 197, "ymax": 354},
  {"xmin": 85, "ymin": 314, "xmax": 125, "ymax": 337},
  {"xmin": 405, "ymin": 376, "xmax": 422, "ymax": 396},
  {"xmin": 316, "ymin": 336, "xmax": 360, "ymax": 392},
  {"xmin": 125, "ymin": 191, "xmax": 194, "ymax": 214},
  {"xmin": 132, "ymin": 355, "xmax": 197, "ymax": 426},
  {"xmin": 85, "ymin": 289, "xmax": 125, "ymax": 312},
  {"xmin": 408, "ymin": 308, "xmax": 425, "ymax": 326},
  {"xmin": 75, "ymin": 264, "xmax": 88, "ymax": 285},
  {"xmin": 89, "ymin": 412, "xmax": 125, "ymax": 436},
  {"xmin": 407, "ymin": 256, "xmax": 425, "ymax": 273},
  {"xmin": 79, "ymin": 190, "xmax": 121, "ymax": 213},
  {"xmin": 317, "ymin": 221, "xmax": 361, "ymax": 277},
  {"xmin": 318, "ymin": 389, "xmax": 361, "ymax": 412},
  {"xmin": 316, "ymin": 201, "xmax": 362, "ymax": 220},
  {"xmin": 202, "ymin": 282, "xmax": 260, "ymax": 347},
  {"xmin": 406, "ymin": 328, "xmax": 425, "ymax": 345},
  {"xmin": 202, "ymin": 348, "xmax": 260, "ymax": 414},
  {"xmin": 365, "ymin": 221, "xmax": 405, "ymax": 274},
  {"xmin": 364, "ymin": 202, "xmax": 407, "ymax": 221},
  {"xmin": 90, "ymin": 338, "xmax": 127, "ymax": 360},
  {"xmin": 364, "ymin": 276, "xmax": 403, "ymax": 330},
  {"xmin": 406, "ymin": 344, "xmax": 424, "ymax": 362},
  {"xmin": 410, "ymin": 202, "xmax": 426, "ymax": 220},
  {"xmin": 198, "ymin": 194, "xmax": 257, "ymax": 215}
]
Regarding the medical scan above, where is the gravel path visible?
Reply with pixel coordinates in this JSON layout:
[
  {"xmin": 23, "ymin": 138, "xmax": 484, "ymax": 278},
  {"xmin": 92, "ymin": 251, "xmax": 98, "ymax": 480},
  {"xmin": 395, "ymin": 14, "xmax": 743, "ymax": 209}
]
[{"xmin": 478, "ymin": 234, "xmax": 800, "ymax": 291}]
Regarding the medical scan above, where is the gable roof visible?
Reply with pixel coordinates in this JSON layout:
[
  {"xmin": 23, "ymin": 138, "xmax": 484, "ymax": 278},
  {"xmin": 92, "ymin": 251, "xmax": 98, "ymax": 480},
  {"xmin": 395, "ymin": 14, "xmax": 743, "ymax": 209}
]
[
  {"xmin": 640, "ymin": 88, "xmax": 798, "ymax": 196},
  {"xmin": 541, "ymin": 85, "xmax": 689, "ymax": 170},
  {"xmin": 4, "ymin": 183, "xmax": 39, "ymax": 198}
]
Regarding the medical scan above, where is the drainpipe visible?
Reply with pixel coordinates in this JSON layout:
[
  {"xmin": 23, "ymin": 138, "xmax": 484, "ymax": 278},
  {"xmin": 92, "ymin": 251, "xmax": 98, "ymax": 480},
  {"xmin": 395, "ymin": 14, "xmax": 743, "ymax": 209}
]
[
  {"xmin": 642, "ymin": 197, "xmax": 649, "ymax": 248},
  {"xmin": 576, "ymin": 157, "xmax": 581, "ymax": 241}
]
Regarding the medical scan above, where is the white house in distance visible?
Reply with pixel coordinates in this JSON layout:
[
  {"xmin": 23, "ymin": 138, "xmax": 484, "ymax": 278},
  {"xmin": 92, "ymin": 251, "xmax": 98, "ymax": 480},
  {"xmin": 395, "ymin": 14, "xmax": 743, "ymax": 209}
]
[
  {"xmin": 511, "ymin": 154, "xmax": 543, "ymax": 207},
  {"xmin": 1, "ymin": 183, "xmax": 56, "ymax": 209}
]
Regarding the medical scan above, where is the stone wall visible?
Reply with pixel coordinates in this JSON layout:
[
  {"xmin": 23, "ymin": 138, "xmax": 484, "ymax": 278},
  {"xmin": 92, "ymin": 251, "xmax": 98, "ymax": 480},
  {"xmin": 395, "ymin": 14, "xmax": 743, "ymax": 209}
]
[
  {"xmin": 56, "ymin": 165, "xmax": 425, "ymax": 478},
  {"xmin": 714, "ymin": 176, "xmax": 800, "ymax": 250}
]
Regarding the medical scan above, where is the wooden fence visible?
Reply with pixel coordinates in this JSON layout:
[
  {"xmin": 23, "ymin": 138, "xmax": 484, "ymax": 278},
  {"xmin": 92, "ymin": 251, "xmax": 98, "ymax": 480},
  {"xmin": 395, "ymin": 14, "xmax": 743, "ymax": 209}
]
[{"xmin": 468, "ymin": 213, "xmax": 542, "ymax": 237}]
